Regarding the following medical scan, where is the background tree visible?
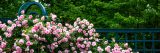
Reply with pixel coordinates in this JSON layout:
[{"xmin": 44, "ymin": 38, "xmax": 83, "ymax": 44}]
[{"xmin": 0, "ymin": 0, "xmax": 159, "ymax": 28}]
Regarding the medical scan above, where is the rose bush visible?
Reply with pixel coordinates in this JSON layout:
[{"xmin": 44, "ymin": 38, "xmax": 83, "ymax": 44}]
[{"xmin": 0, "ymin": 11, "xmax": 133, "ymax": 53}]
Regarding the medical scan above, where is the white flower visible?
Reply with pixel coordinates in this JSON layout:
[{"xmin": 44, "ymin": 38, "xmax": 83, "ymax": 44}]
[{"xmin": 88, "ymin": 51, "xmax": 92, "ymax": 53}]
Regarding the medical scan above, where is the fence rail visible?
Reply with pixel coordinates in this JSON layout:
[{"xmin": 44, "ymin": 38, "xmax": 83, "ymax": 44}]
[{"xmin": 96, "ymin": 29, "xmax": 160, "ymax": 53}]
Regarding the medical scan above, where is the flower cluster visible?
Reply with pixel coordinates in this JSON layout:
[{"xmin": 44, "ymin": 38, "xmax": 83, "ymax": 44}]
[{"xmin": 0, "ymin": 10, "xmax": 133, "ymax": 53}]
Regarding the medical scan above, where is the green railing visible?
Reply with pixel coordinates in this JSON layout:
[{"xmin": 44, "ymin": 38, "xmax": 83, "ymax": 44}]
[{"xmin": 96, "ymin": 29, "xmax": 160, "ymax": 53}]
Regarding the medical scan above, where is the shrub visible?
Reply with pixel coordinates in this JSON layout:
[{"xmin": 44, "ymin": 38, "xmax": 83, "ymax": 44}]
[{"xmin": 0, "ymin": 10, "xmax": 133, "ymax": 53}]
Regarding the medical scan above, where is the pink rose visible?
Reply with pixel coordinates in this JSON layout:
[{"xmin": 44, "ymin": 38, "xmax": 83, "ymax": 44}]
[
  {"xmin": 78, "ymin": 29, "xmax": 82, "ymax": 33},
  {"xmin": 0, "ymin": 36, "xmax": 2, "ymax": 41},
  {"xmin": 7, "ymin": 20, "xmax": 13, "ymax": 24},
  {"xmin": 124, "ymin": 43, "xmax": 128, "ymax": 48},
  {"xmin": 51, "ymin": 13, "xmax": 57, "ymax": 21},
  {"xmin": 81, "ymin": 44, "xmax": 85, "ymax": 48},
  {"xmin": 7, "ymin": 27, "xmax": 14, "ymax": 33},
  {"xmin": 22, "ymin": 20, "xmax": 28, "ymax": 25},
  {"xmin": 58, "ymin": 50, "xmax": 62, "ymax": 53},
  {"xmin": 21, "ymin": 10, "xmax": 25, "ymax": 14},
  {"xmin": 25, "ymin": 35, "xmax": 30, "ymax": 41},
  {"xmin": 0, "ymin": 42, "xmax": 6, "ymax": 48},
  {"xmin": 105, "ymin": 46, "xmax": 111, "ymax": 52},
  {"xmin": 73, "ymin": 51, "xmax": 77, "ymax": 53},
  {"xmin": 71, "ymin": 47, "xmax": 75, "ymax": 51},
  {"xmin": 4, "ymin": 32, "xmax": 12, "ymax": 38},
  {"xmin": 97, "ymin": 46, "xmax": 104, "ymax": 53},
  {"xmin": 76, "ymin": 18, "xmax": 81, "ymax": 22},
  {"xmin": 46, "ymin": 22, "xmax": 50, "ymax": 26},
  {"xmin": 29, "ymin": 15, "xmax": 33, "ymax": 19},
  {"xmin": 41, "ymin": 16, "xmax": 45, "ymax": 21},
  {"xmin": 65, "ymin": 23, "xmax": 69, "ymax": 26},
  {"xmin": 0, "ymin": 48, "xmax": 2, "ymax": 52},
  {"xmin": 92, "ymin": 42, "xmax": 96, "ymax": 46},
  {"xmin": 33, "ymin": 19, "xmax": 39, "ymax": 23},
  {"xmin": 58, "ymin": 23, "xmax": 62, "ymax": 27},
  {"xmin": 85, "ymin": 22, "xmax": 90, "ymax": 26},
  {"xmin": 16, "ymin": 46, "xmax": 22, "ymax": 53},
  {"xmin": 30, "ymin": 49, "xmax": 34, "ymax": 53},
  {"xmin": 26, "ymin": 41, "xmax": 33, "ymax": 46},
  {"xmin": 19, "ymin": 39, "xmax": 24, "ymax": 45},
  {"xmin": 18, "ymin": 15, "xmax": 24, "ymax": 21},
  {"xmin": 86, "ymin": 44, "xmax": 90, "ymax": 48},
  {"xmin": 64, "ymin": 49, "xmax": 69, "ymax": 53},
  {"xmin": 77, "ymin": 44, "xmax": 81, "ymax": 48},
  {"xmin": 44, "ymin": 29, "xmax": 51, "ymax": 34},
  {"xmin": 77, "ymin": 37, "xmax": 83, "ymax": 42},
  {"xmin": 11, "ymin": 24, "xmax": 16, "ymax": 28},
  {"xmin": 61, "ymin": 38, "xmax": 68, "ymax": 42}
]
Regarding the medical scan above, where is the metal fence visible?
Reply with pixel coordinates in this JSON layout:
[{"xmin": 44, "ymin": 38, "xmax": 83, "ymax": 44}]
[{"xmin": 96, "ymin": 29, "xmax": 160, "ymax": 53}]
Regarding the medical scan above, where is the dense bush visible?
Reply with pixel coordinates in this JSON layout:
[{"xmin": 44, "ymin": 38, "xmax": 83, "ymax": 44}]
[{"xmin": 0, "ymin": 11, "xmax": 133, "ymax": 53}]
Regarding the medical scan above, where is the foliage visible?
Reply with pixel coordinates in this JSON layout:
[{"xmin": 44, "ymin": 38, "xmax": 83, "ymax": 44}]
[{"xmin": 0, "ymin": 0, "xmax": 160, "ymax": 28}]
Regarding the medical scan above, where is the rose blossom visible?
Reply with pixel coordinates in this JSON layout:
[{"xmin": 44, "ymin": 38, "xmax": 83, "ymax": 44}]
[
  {"xmin": 105, "ymin": 46, "xmax": 111, "ymax": 52},
  {"xmin": 17, "ymin": 24, "xmax": 21, "ymax": 27},
  {"xmin": 41, "ymin": 16, "xmax": 45, "ymax": 21},
  {"xmin": 97, "ymin": 46, "xmax": 104, "ymax": 53},
  {"xmin": 78, "ymin": 29, "xmax": 82, "ymax": 33},
  {"xmin": 33, "ymin": 34, "xmax": 38, "ymax": 38},
  {"xmin": 1, "ymin": 24, "xmax": 7, "ymax": 31},
  {"xmin": 61, "ymin": 38, "xmax": 68, "ymax": 42},
  {"xmin": 73, "ymin": 51, "xmax": 77, "ymax": 53},
  {"xmin": 21, "ymin": 10, "xmax": 25, "ymax": 14},
  {"xmin": 124, "ymin": 43, "xmax": 128, "ymax": 48},
  {"xmin": 0, "ymin": 48, "xmax": 2, "ymax": 52},
  {"xmin": 58, "ymin": 50, "xmax": 62, "ymax": 53},
  {"xmin": 91, "ymin": 42, "xmax": 96, "ymax": 46},
  {"xmin": 51, "ymin": 13, "xmax": 57, "ymax": 21},
  {"xmin": 16, "ymin": 46, "xmax": 22, "ymax": 53},
  {"xmin": 71, "ymin": 47, "xmax": 75, "ymax": 51},
  {"xmin": 77, "ymin": 44, "xmax": 81, "ymax": 48},
  {"xmin": 22, "ymin": 20, "xmax": 28, "ymax": 25},
  {"xmin": 104, "ymin": 40, "xmax": 108, "ymax": 44},
  {"xmin": 0, "ymin": 36, "xmax": 2, "ymax": 41},
  {"xmin": 7, "ymin": 27, "xmax": 14, "ymax": 33},
  {"xmin": 25, "ymin": 35, "xmax": 30, "ymax": 41},
  {"xmin": 88, "ymin": 51, "xmax": 92, "ymax": 53},
  {"xmin": 58, "ymin": 23, "xmax": 62, "ymax": 27},
  {"xmin": 65, "ymin": 23, "xmax": 69, "ymax": 27},
  {"xmin": 30, "ymin": 49, "xmax": 34, "ymax": 53},
  {"xmin": 76, "ymin": 18, "xmax": 81, "ymax": 21},
  {"xmin": 33, "ymin": 19, "xmax": 39, "ymax": 23},
  {"xmin": 18, "ymin": 39, "xmax": 24, "ymax": 45},
  {"xmin": 25, "ymin": 46, "xmax": 29, "ymax": 51},
  {"xmin": 4, "ymin": 32, "xmax": 12, "ymax": 37},
  {"xmin": 74, "ymin": 22, "xmax": 77, "ymax": 27},
  {"xmin": 11, "ymin": 24, "xmax": 16, "ymax": 28},
  {"xmin": 18, "ymin": 15, "xmax": 24, "ymax": 21},
  {"xmin": 7, "ymin": 20, "xmax": 13, "ymax": 24},
  {"xmin": 12, "ymin": 51, "xmax": 17, "ymax": 53},
  {"xmin": 44, "ymin": 29, "xmax": 51, "ymax": 34},
  {"xmin": 81, "ymin": 24, "xmax": 85, "ymax": 29},
  {"xmin": 26, "ymin": 41, "xmax": 33, "ymax": 46},
  {"xmin": 77, "ymin": 37, "xmax": 83, "ymax": 42},
  {"xmin": 81, "ymin": 44, "xmax": 85, "ymax": 48},
  {"xmin": 64, "ymin": 49, "xmax": 69, "ymax": 53},
  {"xmin": 29, "ymin": 15, "xmax": 33, "ymax": 19},
  {"xmin": 0, "ymin": 42, "xmax": 6, "ymax": 48}
]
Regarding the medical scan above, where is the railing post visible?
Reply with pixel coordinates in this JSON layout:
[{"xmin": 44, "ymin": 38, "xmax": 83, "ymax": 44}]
[{"xmin": 18, "ymin": 2, "xmax": 47, "ymax": 17}]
